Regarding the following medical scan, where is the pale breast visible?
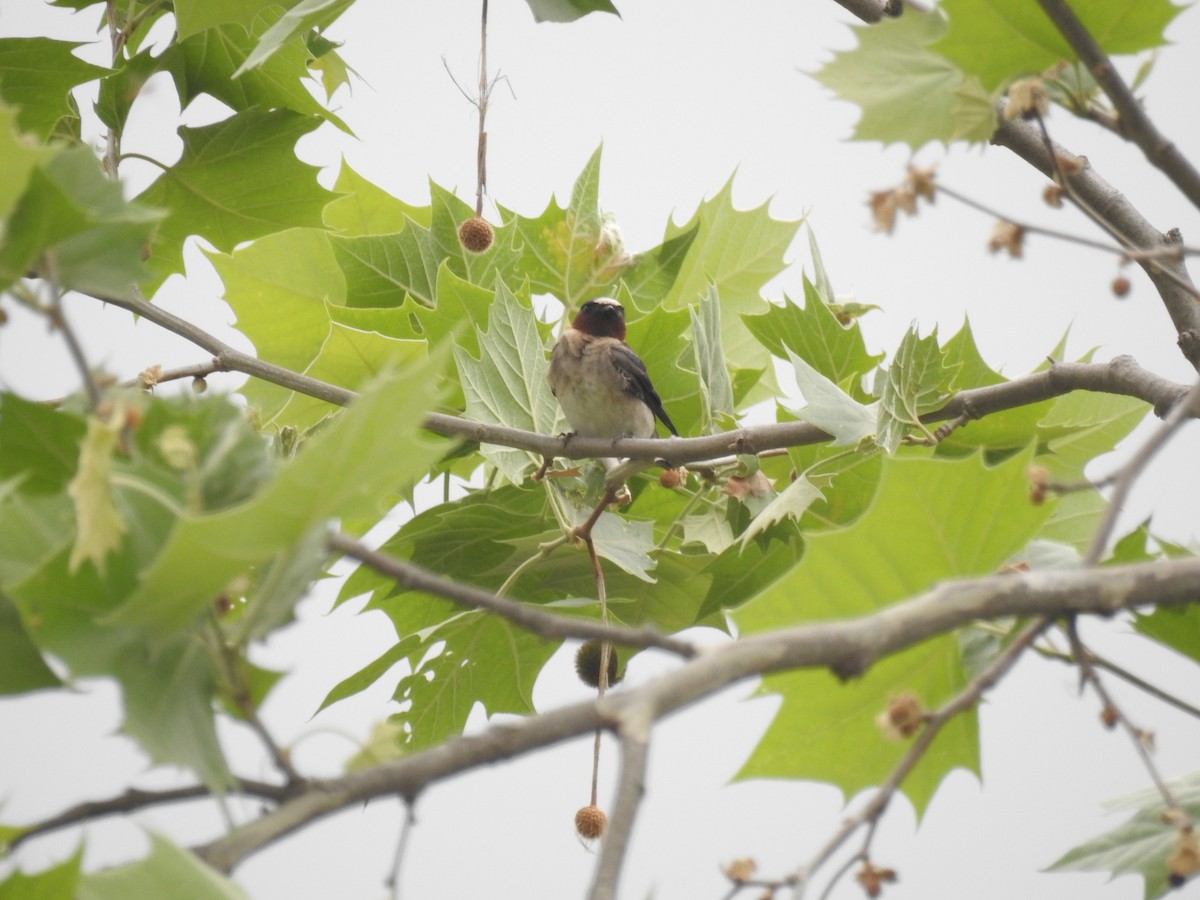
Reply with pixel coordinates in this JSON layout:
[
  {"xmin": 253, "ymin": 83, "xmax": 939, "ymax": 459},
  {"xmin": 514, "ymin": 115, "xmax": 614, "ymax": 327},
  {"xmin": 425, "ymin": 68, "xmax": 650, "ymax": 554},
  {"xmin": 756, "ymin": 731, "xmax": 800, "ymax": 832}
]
[{"xmin": 549, "ymin": 330, "xmax": 656, "ymax": 439}]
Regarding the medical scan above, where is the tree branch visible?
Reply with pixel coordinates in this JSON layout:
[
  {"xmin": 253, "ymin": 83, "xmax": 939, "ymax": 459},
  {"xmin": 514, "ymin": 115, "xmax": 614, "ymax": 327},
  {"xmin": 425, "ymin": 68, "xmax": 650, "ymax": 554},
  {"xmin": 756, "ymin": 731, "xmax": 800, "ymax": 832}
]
[
  {"xmin": 1033, "ymin": 0, "xmax": 1200, "ymax": 212},
  {"xmin": 328, "ymin": 532, "xmax": 697, "ymax": 658},
  {"xmin": 6, "ymin": 779, "xmax": 291, "ymax": 853},
  {"xmin": 590, "ymin": 709, "xmax": 652, "ymax": 900},
  {"xmin": 193, "ymin": 555, "xmax": 1200, "ymax": 873},
  {"xmin": 991, "ymin": 116, "xmax": 1200, "ymax": 370}
]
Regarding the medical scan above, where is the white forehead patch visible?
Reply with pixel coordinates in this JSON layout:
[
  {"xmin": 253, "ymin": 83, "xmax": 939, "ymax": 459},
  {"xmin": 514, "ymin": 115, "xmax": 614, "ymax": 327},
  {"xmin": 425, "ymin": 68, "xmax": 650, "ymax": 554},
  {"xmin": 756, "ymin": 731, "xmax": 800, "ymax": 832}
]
[{"xmin": 591, "ymin": 297, "xmax": 622, "ymax": 310}]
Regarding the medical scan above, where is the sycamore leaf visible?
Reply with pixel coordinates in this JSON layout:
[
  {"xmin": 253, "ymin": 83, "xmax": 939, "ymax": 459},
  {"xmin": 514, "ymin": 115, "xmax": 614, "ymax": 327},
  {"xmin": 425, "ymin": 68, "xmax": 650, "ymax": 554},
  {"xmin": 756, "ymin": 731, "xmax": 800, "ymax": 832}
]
[
  {"xmin": 171, "ymin": 7, "xmax": 349, "ymax": 129},
  {"xmin": 0, "ymin": 104, "xmax": 53, "ymax": 228},
  {"xmin": 77, "ymin": 833, "xmax": 247, "ymax": 900},
  {"xmin": 0, "ymin": 148, "xmax": 162, "ymax": 298},
  {"xmin": 67, "ymin": 414, "xmax": 127, "ymax": 575},
  {"xmin": 734, "ymin": 450, "xmax": 1050, "ymax": 813},
  {"xmin": 105, "ymin": 353, "xmax": 452, "ymax": 633},
  {"xmin": 0, "ymin": 393, "xmax": 86, "ymax": 494},
  {"xmin": 344, "ymin": 719, "xmax": 407, "ymax": 773},
  {"xmin": 392, "ymin": 611, "xmax": 558, "ymax": 751},
  {"xmin": 0, "ymin": 596, "xmax": 61, "ymax": 694},
  {"xmin": 690, "ymin": 286, "xmax": 735, "ymax": 432},
  {"xmin": 932, "ymin": 0, "xmax": 1181, "ymax": 93},
  {"xmin": 95, "ymin": 45, "xmax": 172, "ymax": 134},
  {"xmin": 813, "ymin": 9, "xmax": 976, "ymax": 148},
  {"xmin": 523, "ymin": 0, "xmax": 620, "ymax": 23},
  {"xmin": 877, "ymin": 325, "xmax": 959, "ymax": 453},
  {"xmin": 174, "ymin": 0, "xmax": 280, "ymax": 39},
  {"xmin": 737, "ymin": 475, "xmax": 823, "ymax": 550},
  {"xmin": 324, "ymin": 160, "xmax": 429, "ymax": 234},
  {"xmin": 137, "ymin": 110, "xmax": 334, "ymax": 285},
  {"xmin": 0, "ymin": 39, "xmax": 108, "ymax": 140},
  {"xmin": 587, "ymin": 512, "xmax": 657, "ymax": 582},
  {"xmin": 0, "ymin": 844, "xmax": 81, "ymax": 897},
  {"xmin": 234, "ymin": 0, "xmax": 357, "ymax": 76},
  {"xmin": 1048, "ymin": 771, "xmax": 1200, "ymax": 900},
  {"xmin": 453, "ymin": 282, "xmax": 558, "ymax": 483},
  {"xmin": 785, "ymin": 349, "xmax": 876, "ymax": 446}
]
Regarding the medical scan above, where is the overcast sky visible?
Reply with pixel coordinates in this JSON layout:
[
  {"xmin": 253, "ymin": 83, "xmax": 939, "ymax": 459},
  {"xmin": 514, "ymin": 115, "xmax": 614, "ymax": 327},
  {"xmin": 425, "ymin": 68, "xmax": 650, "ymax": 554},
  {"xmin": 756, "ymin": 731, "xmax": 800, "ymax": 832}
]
[{"xmin": 3, "ymin": 1, "xmax": 1200, "ymax": 898}]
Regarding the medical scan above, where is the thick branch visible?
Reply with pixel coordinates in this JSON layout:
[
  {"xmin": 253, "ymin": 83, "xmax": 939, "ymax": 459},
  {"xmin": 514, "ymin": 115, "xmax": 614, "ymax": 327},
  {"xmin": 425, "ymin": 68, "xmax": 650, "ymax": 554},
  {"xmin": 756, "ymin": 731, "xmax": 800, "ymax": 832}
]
[
  {"xmin": 991, "ymin": 117, "xmax": 1200, "ymax": 369},
  {"xmin": 831, "ymin": 0, "xmax": 901, "ymax": 23},
  {"xmin": 1033, "ymin": 0, "xmax": 1200, "ymax": 212},
  {"xmin": 193, "ymin": 555, "xmax": 1200, "ymax": 873},
  {"xmin": 590, "ymin": 709, "xmax": 653, "ymax": 900},
  {"xmin": 329, "ymin": 532, "xmax": 696, "ymax": 658}
]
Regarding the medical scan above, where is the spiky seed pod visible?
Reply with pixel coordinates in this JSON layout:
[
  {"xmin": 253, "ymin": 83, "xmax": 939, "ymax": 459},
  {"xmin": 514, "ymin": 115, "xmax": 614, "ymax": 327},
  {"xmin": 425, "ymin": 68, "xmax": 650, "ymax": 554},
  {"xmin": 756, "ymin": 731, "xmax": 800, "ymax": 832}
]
[
  {"xmin": 575, "ymin": 640, "xmax": 621, "ymax": 689},
  {"xmin": 1111, "ymin": 275, "xmax": 1131, "ymax": 298},
  {"xmin": 458, "ymin": 216, "xmax": 494, "ymax": 253},
  {"xmin": 575, "ymin": 804, "xmax": 607, "ymax": 840},
  {"xmin": 658, "ymin": 467, "xmax": 684, "ymax": 489}
]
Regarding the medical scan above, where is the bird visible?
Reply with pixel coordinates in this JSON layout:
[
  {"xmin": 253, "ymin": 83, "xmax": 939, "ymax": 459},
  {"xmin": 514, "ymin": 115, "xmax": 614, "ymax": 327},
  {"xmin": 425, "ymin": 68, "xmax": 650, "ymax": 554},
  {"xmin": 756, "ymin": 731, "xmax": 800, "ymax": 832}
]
[{"xmin": 548, "ymin": 297, "xmax": 678, "ymax": 448}]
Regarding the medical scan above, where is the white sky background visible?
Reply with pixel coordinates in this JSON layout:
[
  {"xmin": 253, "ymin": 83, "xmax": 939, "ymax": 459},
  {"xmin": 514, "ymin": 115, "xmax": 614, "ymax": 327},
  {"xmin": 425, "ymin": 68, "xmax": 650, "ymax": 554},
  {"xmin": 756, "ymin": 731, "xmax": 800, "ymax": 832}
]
[{"xmin": 2, "ymin": 1, "xmax": 1200, "ymax": 898}]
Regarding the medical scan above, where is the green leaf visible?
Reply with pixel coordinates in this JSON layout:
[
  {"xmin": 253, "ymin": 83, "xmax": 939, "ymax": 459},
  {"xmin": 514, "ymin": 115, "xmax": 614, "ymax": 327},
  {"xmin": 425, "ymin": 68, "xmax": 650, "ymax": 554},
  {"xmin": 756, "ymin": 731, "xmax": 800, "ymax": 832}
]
[
  {"xmin": 1048, "ymin": 771, "xmax": 1200, "ymax": 899},
  {"xmin": 733, "ymin": 449, "xmax": 1050, "ymax": 812},
  {"xmin": 0, "ymin": 393, "xmax": 86, "ymax": 493},
  {"xmin": 234, "ymin": 0, "xmax": 357, "ymax": 75},
  {"xmin": 523, "ymin": 0, "xmax": 620, "ymax": 23},
  {"xmin": 453, "ymin": 282, "xmax": 558, "ymax": 483},
  {"xmin": 171, "ymin": 8, "xmax": 349, "ymax": 129},
  {"xmin": 0, "ymin": 845, "xmax": 81, "ymax": 899},
  {"xmin": 0, "ymin": 104, "xmax": 53, "ymax": 227},
  {"xmin": 106, "ymin": 353, "xmax": 453, "ymax": 633},
  {"xmin": 0, "ymin": 148, "xmax": 161, "ymax": 298},
  {"xmin": 391, "ymin": 611, "xmax": 557, "ymax": 751},
  {"xmin": 0, "ymin": 595, "xmax": 60, "ymax": 694},
  {"xmin": 94, "ymin": 46, "xmax": 170, "ymax": 134},
  {"xmin": 690, "ymin": 286, "xmax": 735, "ymax": 431},
  {"xmin": 785, "ymin": 349, "xmax": 876, "ymax": 446},
  {"xmin": 932, "ymin": 0, "xmax": 1182, "ymax": 93},
  {"xmin": 343, "ymin": 719, "xmax": 406, "ymax": 773},
  {"xmin": 877, "ymin": 325, "xmax": 959, "ymax": 453},
  {"xmin": 737, "ymin": 475, "xmax": 823, "ymax": 549},
  {"xmin": 77, "ymin": 833, "xmax": 247, "ymax": 900},
  {"xmin": 662, "ymin": 175, "xmax": 801, "ymax": 375},
  {"xmin": 742, "ymin": 279, "xmax": 883, "ymax": 396},
  {"xmin": 813, "ymin": 10, "xmax": 985, "ymax": 148},
  {"xmin": 136, "ymin": 110, "xmax": 335, "ymax": 285},
  {"xmin": 173, "ymin": 0, "xmax": 279, "ymax": 39},
  {"xmin": 0, "ymin": 39, "xmax": 108, "ymax": 140},
  {"xmin": 324, "ymin": 160, "xmax": 430, "ymax": 234}
]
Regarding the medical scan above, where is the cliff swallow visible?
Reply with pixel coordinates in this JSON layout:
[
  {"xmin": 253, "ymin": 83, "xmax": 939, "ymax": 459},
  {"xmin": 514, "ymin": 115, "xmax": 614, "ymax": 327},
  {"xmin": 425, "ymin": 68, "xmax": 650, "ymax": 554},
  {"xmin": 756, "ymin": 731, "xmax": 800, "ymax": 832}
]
[{"xmin": 548, "ymin": 297, "xmax": 678, "ymax": 447}]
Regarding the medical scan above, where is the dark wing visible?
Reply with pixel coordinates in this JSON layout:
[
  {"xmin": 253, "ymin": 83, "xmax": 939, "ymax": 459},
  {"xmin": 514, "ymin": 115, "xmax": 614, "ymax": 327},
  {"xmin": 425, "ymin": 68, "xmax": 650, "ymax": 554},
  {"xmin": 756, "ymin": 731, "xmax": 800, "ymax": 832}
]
[{"xmin": 609, "ymin": 342, "xmax": 679, "ymax": 435}]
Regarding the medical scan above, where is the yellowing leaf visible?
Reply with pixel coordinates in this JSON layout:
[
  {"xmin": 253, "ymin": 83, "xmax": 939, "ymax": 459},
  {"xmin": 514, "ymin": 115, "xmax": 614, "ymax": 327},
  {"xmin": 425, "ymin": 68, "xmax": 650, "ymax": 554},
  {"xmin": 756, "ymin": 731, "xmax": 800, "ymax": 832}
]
[{"xmin": 67, "ymin": 413, "xmax": 127, "ymax": 574}]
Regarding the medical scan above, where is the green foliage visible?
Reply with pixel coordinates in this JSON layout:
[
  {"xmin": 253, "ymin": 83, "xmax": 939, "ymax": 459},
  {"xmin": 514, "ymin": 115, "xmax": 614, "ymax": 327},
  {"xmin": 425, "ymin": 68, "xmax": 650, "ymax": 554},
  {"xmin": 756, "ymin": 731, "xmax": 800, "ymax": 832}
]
[
  {"xmin": 0, "ymin": 1, "xmax": 1186, "ymax": 892},
  {"xmin": 1049, "ymin": 772, "xmax": 1200, "ymax": 899}
]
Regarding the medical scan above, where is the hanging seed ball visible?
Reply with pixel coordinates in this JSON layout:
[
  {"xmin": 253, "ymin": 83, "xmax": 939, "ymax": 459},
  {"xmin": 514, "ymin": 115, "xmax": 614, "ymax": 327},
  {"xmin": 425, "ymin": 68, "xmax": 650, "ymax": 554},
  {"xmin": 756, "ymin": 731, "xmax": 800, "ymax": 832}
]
[
  {"xmin": 458, "ymin": 216, "xmax": 494, "ymax": 253},
  {"xmin": 575, "ymin": 804, "xmax": 607, "ymax": 840},
  {"xmin": 1111, "ymin": 275, "xmax": 1131, "ymax": 298},
  {"xmin": 575, "ymin": 640, "xmax": 621, "ymax": 689}
]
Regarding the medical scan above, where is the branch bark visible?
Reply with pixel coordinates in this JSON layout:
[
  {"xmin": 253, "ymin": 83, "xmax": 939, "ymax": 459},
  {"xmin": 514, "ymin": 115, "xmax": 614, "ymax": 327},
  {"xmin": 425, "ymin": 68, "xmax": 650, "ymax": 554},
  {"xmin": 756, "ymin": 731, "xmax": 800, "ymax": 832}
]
[{"xmin": 193, "ymin": 555, "xmax": 1200, "ymax": 873}]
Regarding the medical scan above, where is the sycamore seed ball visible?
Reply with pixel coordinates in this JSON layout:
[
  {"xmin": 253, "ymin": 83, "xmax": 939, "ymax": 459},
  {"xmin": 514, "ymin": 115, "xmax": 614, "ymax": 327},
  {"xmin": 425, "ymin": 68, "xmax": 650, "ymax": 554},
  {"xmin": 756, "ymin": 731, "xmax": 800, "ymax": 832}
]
[
  {"xmin": 575, "ymin": 640, "xmax": 621, "ymax": 689},
  {"xmin": 575, "ymin": 804, "xmax": 607, "ymax": 839},
  {"xmin": 458, "ymin": 216, "xmax": 494, "ymax": 253}
]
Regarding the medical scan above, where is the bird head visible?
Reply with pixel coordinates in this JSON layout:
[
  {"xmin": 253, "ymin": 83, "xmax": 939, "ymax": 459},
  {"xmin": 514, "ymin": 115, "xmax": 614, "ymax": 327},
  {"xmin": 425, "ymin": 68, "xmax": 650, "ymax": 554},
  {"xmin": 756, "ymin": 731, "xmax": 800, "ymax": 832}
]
[{"xmin": 572, "ymin": 297, "xmax": 627, "ymax": 341}]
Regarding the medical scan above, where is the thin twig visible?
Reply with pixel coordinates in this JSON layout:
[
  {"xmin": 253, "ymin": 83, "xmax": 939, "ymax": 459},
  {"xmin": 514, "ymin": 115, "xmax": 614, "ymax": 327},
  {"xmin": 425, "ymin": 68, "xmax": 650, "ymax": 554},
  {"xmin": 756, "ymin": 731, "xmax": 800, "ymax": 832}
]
[
  {"xmin": 328, "ymin": 531, "xmax": 696, "ymax": 658},
  {"xmin": 790, "ymin": 617, "xmax": 1051, "ymax": 897},
  {"xmin": 1064, "ymin": 621, "xmax": 1190, "ymax": 824},
  {"xmin": 475, "ymin": 0, "xmax": 489, "ymax": 216},
  {"xmin": 385, "ymin": 801, "xmax": 416, "ymax": 900},
  {"xmin": 41, "ymin": 263, "xmax": 102, "ymax": 410},
  {"xmin": 1034, "ymin": 641, "xmax": 1200, "ymax": 720},
  {"xmin": 1033, "ymin": 0, "xmax": 1200, "ymax": 211}
]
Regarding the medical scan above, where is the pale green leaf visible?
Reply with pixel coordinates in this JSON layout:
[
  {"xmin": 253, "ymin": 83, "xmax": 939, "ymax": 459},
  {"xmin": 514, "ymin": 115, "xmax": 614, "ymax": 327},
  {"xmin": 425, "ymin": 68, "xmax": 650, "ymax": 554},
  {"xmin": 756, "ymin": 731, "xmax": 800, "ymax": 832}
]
[
  {"xmin": 877, "ymin": 325, "xmax": 958, "ymax": 453},
  {"xmin": 324, "ymin": 160, "xmax": 429, "ymax": 234},
  {"xmin": 77, "ymin": 833, "xmax": 247, "ymax": 900},
  {"xmin": 785, "ymin": 349, "xmax": 876, "ymax": 446},
  {"xmin": 234, "ymin": 0, "xmax": 356, "ymax": 75},
  {"xmin": 67, "ymin": 414, "xmax": 126, "ymax": 575},
  {"xmin": 0, "ymin": 596, "xmax": 61, "ymax": 694},
  {"xmin": 690, "ymin": 286, "xmax": 735, "ymax": 432},
  {"xmin": 523, "ymin": 0, "xmax": 620, "ymax": 23},
  {"xmin": 738, "ymin": 475, "xmax": 823, "ymax": 550},
  {"xmin": 344, "ymin": 719, "xmax": 407, "ymax": 773},
  {"xmin": 0, "ymin": 104, "xmax": 53, "ymax": 229},
  {"xmin": 0, "ymin": 844, "xmax": 81, "ymax": 899},
  {"xmin": 0, "ymin": 39, "xmax": 108, "ymax": 140}
]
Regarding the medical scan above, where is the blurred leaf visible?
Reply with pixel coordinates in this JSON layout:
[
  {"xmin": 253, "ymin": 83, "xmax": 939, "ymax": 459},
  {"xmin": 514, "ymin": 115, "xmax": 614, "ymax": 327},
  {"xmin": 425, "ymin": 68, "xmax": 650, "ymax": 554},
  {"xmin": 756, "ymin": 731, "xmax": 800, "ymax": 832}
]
[
  {"xmin": 523, "ymin": 0, "xmax": 620, "ymax": 23},
  {"xmin": 932, "ymin": 0, "xmax": 1181, "ymax": 92},
  {"xmin": 734, "ymin": 450, "xmax": 1049, "ymax": 813},
  {"xmin": 0, "ymin": 393, "xmax": 86, "ymax": 493},
  {"xmin": 1048, "ymin": 770, "xmax": 1200, "ymax": 900},
  {"xmin": 0, "ymin": 148, "xmax": 161, "ymax": 298},
  {"xmin": 0, "ymin": 845, "xmax": 81, "ymax": 899},
  {"xmin": 0, "ymin": 39, "xmax": 108, "ymax": 140},
  {"xmin": 106, "ymin": 353, "xmax": 452, "ymax": 633},
  {"xmin": 67, "ymin": 413, "xmax": 126, "ymax": 575},
  {"xmin": 344, "ymin": 719, "xmax": 406, "ymax": 773},
  {"xmin": 137, "ymin": 110, "xmax": 334, "ymax": 284},
  {"xmin": 77, "ymin": 833, "xmax": 247, "ymax": 900},
  {"xmin": 0, "ymin": 595, "xmax": 61, "ymax": 694},
  {"xmin": 738, "ymin": 475, "xmax": 822, "ymax": 550},
  {"xmin": 0, "ymin": 104, "xmax": 53, "ymax": 226}
]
